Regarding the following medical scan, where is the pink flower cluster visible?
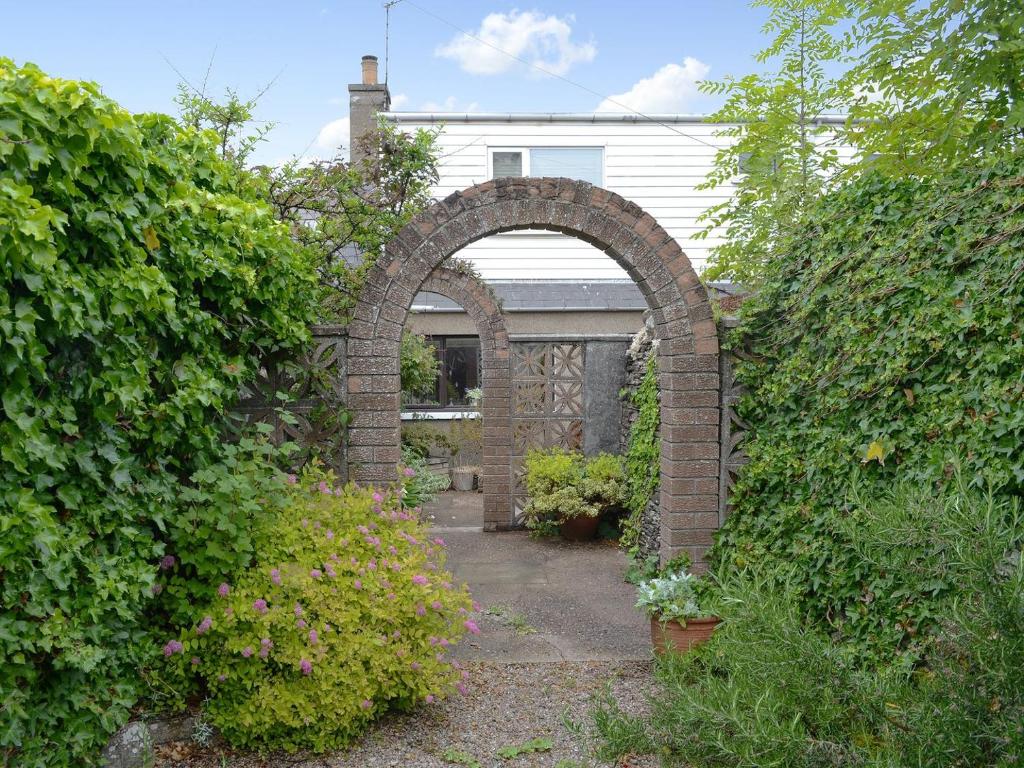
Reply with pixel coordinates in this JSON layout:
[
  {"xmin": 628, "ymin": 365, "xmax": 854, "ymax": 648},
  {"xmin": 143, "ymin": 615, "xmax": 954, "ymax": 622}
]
[
  {"xmin": 252, "ymin": 598, "xmax": 268, "ymax": 615},
  {"xmin": 196, "ymin": 616, "xmax": 213, "ymax": 635},
  {"xmin": 162, "ymin": 639, "xmax": 183, "ymax": 657}
]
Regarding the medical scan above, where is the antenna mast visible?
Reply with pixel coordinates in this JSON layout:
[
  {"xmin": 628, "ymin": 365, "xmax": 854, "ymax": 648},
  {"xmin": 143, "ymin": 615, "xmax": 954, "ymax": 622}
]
[{"xmin": 383, "ymin": 0, "xmax": 404, "ymax": 84}]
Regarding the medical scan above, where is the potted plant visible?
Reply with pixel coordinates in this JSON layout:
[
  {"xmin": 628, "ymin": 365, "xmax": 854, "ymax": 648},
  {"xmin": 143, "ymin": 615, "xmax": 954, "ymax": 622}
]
[
  {"xmin": 450, "ymin": 389, "xmax": 484, "ymax": 491},
  {"xmin": 522, "ymin": 448, "xmax": 626, "ymax": 541},
  {"xmin": 636, "ymin": 567, "xmax": 719, "ymax": 655}
]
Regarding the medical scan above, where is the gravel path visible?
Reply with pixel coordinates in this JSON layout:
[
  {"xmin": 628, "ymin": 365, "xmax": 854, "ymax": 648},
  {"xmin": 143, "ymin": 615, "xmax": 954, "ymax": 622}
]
[
  {"xmin": 154, "ymin": 495, "xmax": 660, "ymax": 768},
  {"xmin": 154, "ymin": 661, "xmax": 657, "ymax": 768}
]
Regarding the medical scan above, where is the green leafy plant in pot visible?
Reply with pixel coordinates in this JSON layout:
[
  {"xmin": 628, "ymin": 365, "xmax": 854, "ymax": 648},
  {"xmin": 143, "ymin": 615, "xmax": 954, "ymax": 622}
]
[
  {"xmin": 522, "ymin": 448, "xmax": 626, "ymax": 541},
  {"xmin": 635, "ymin": 559, "xmax": 719, "ymax": 654}
]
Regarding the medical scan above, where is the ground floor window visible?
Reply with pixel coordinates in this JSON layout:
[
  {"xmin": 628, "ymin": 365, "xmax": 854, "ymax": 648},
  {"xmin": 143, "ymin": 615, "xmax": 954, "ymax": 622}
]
[{"xmin": 407, "ymin": 335, "xmax": 481, "ymax": 409}]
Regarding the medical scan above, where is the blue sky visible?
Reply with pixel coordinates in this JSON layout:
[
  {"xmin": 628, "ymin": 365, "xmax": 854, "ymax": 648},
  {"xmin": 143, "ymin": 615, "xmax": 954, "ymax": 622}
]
[{"xmin": 4, "ymin": 0, "xmax": 775, "ymax": 164}]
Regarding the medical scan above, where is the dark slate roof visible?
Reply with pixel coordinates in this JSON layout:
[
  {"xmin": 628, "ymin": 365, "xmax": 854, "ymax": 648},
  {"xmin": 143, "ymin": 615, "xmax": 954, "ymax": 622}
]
[{"xmin": 411, "ymin": 280, "xmax": 739, "ymax": 312}]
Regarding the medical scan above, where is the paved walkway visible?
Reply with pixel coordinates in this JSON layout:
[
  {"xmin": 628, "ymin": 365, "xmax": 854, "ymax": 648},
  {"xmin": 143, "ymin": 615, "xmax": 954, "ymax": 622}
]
[{"xmin": 424, "ymin": 492, "xmax": 651, "ymax": 662}]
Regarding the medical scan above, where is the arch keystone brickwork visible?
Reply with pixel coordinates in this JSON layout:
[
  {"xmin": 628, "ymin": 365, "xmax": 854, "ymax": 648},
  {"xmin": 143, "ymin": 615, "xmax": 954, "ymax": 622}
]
[{"xmin": 348, "ymin": 177, "xmax": 721, "ymax": 567}]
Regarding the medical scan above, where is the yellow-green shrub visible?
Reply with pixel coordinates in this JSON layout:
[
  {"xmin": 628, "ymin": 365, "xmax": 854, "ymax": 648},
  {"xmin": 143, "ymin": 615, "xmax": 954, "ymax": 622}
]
[{"xmin": 162, "ymin": 467, "xmax": 476, "ymax": 753}]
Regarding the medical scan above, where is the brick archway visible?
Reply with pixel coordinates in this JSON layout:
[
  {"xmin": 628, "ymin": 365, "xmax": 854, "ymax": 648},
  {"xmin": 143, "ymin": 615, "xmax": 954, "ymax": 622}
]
[
  {"xmin": 416, "ymin": 266, "xmax": 512, "ymax": 530},
  {"xmin": 348, "ymin": 177, "xmax": 720, "ymax": 565}
]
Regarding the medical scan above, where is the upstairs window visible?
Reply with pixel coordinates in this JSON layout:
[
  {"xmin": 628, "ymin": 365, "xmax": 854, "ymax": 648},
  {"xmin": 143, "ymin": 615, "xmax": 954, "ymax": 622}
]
[
  {"xmin": 490, "ymin": 147, "xmax": 603, "ymax": 186},
  {"xmin": 492, "ymin": 151, "xmax": 523, "ymax": 178}
]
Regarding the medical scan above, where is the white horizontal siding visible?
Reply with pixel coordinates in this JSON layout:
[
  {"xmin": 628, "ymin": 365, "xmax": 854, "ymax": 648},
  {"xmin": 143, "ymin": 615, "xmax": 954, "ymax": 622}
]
[{"xmin": 391, "ymin": 116, "xmax": 847, "ymax": 279}]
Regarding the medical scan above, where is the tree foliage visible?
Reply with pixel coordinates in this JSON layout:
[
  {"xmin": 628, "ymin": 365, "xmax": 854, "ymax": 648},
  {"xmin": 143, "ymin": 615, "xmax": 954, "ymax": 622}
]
[
  {"xmin": 400, "ymin": 330, "xmax": 440, "ymax": 403},
  {"xmin": 845, "ymin": 0, "xmax": 1024, "ymax": 176},
  {"xmin": 261, "ymin": 121, "xmax": 439, "ymax": 321},
  {"xmin": 0, "ymin": 59, "xmax": 315, "ymax": 765},
  {"xmin": 698, "ymin": 0, "xmax": 852, "ymax": 285},
  {"xmin": 700, "ymin": 0, "xmax": 1024, "ymax": 285},
  {"xmin": 175, "ymin": 85, "xmax": 440, "ymax": 322},
  {"xmin": 713, "ymin": 150, "xmax": 1024, "ymax": 660}
]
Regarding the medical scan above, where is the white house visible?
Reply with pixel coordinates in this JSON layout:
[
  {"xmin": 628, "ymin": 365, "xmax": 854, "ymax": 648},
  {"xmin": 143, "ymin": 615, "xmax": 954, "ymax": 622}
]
[
  {"xmin": 347, "ymin": 56, "xmax": 836, "ymax": 416},
  {"xmin": 383, "ymin": 111, "xmax": 740, "ymax": 280}
]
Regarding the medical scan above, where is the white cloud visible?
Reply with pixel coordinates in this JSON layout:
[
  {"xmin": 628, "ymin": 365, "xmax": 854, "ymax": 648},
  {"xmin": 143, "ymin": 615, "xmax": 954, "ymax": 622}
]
[
  {"xmin": 390, "ymin": 92, "xmax": 410, "ymax": 109},
  {"xmin": 313, "ymin": 116, "xmax": 350, "ymax": 160},
  {"xmin": 595, "ymin": 57, "xmax": 710, "ymax": 113},
  {"xmin": 420, "ymin": 96, "xmax": 480, "ymax": 113},
  {"xmin": 436, "ymin": 10, "xmax": 596, "ymax": 77}
]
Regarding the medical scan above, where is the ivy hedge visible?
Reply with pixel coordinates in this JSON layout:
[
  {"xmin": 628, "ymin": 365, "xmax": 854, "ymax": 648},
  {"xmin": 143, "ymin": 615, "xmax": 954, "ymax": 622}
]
[
  {"xmin": 0, "ymin": 60, "xmax": 315, "ymax": 765},
  {"xmin": 714, "ymin": 151, "xmax": 1024, "ymax": 662}
]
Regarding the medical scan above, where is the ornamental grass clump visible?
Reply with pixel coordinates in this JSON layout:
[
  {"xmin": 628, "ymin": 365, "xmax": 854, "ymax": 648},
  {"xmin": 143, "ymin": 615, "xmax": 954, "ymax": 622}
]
[
  {"xmin": 162, "ymin": 466, "xmax": 476, "ymax": 753},
  {"xmin": 593, "ymin": 478, "xmax": 1024, "ymax": 767}
]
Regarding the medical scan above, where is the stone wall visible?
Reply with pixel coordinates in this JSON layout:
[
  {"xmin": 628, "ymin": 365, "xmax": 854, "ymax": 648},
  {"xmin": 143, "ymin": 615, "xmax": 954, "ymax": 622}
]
[
  {"xmin": 619, "ymin": 320, "xmax": 661, "ymax": 562},
  {"xmin": 619, "ymin": 315, "xmax": 747, "ymax": 563}
]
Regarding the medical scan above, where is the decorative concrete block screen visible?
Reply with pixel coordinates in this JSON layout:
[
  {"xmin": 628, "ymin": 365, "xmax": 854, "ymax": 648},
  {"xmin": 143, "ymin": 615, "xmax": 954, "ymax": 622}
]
[
  {"xmin": 510, "ymin": 341, "xmax": 586, "ymax": 521},
  {"xmin": 348, "ymin": 177, "xmax": 721, "ymax": 567},
  {"xmin": 233, "ymin": 325, "xmax": 348, "ymax": 478}
]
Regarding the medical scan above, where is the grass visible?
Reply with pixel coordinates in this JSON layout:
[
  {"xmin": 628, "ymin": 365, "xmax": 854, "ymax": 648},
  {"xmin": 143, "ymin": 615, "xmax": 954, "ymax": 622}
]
[
  {"xmin": 484, "ymin": 604, "xmax": 537, "ymax": 635},
  {"xmin": 441, "ymin": 747, "xmax": 482, "ymax": 767},
  {"xmin": 496, "ymin": 736, "xmax": 554, "ymax": 759}
]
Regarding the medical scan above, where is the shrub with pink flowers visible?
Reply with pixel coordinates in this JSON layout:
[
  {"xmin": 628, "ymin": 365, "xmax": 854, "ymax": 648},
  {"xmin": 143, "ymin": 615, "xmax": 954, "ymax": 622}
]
[{"xmin": 162, "ymin": 465, "xmax": 476, "ymax": 752}]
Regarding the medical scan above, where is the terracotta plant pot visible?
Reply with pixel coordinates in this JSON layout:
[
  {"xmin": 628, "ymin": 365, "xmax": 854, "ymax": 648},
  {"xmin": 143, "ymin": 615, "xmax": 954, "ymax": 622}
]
[
  {"xmin": 650, "ymin": 615, "xmax": 720, "ymax": 655},
  {"xmin": 559, "ymin": 515, "xmax": 600, "ymax": 541}
]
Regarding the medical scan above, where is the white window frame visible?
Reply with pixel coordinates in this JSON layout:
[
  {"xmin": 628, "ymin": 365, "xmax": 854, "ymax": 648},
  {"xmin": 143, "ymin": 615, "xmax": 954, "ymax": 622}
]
[
  {"xmin": 488, "ymin": 146, "xmax": 606, "ymax": 187},
  {"xmin": 489, "ymin": 147, "xmax": 530, "ymax": 178}
]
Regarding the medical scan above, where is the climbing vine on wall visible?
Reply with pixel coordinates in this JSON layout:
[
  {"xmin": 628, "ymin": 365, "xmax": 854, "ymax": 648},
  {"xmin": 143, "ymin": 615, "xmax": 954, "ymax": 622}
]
[
  {"xmin": 621, "ymin": 357, "xmax": 660, "ymax": 555},
  {"xmin": 713, "ymin": 150, "xmax": 1024, "ymax": 661},
  {"xmin": 0, "ymin": 59, "xmax": 315, "ymax": 765}
]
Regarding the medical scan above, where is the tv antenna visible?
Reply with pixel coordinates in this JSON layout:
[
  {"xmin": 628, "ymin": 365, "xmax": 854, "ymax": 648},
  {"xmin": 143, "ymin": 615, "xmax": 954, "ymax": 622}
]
[{"xmin": 383, "ymin": 0, "xmax": 405, "ymax": 85}]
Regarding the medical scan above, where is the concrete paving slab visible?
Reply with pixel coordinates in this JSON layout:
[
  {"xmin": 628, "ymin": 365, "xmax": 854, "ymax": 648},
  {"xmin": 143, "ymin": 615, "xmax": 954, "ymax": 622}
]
[{"xmin": 423, "ymin": 491, "xmax": 652, "ymax": 663}]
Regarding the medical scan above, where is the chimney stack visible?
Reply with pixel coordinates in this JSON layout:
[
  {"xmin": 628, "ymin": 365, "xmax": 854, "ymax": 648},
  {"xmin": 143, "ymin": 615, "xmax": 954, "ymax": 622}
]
[
  {"xmin": 349, "ymin": 54, "xmax": 390, "ymax": 168},
  {"xmin": 361, "ymin": 55, "xmax": 379, "ymax": 85}
]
